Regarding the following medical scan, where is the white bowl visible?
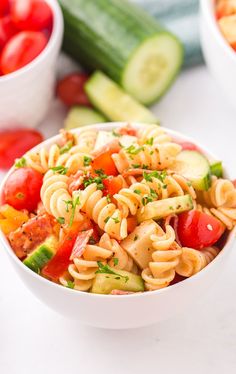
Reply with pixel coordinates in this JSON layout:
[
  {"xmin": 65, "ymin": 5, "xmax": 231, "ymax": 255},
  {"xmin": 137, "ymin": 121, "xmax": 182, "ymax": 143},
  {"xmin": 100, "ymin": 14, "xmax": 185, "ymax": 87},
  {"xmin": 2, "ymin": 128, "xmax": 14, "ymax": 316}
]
[
  {"xmin": 0, "ymin": 122, "xmax": 235, "ymax": 329},
  {"xmin": 200, "ymin": 0, "xmax": 236, "ymax": 110},
  {"xmin": 0, "ymin": 0, "xmax": 64, "ymax": 129}
]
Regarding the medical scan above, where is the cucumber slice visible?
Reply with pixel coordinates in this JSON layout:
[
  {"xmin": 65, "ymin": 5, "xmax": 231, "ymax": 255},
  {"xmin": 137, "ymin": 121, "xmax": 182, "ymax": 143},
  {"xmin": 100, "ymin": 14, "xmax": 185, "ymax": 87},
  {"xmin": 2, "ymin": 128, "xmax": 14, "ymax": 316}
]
[
  {"xmin": 137, "ymin": 195, "xmax": 193, "ymax": 223},
  {"xmin": 23, "ymin": 236, "xmax": 58, "ymax": 274},
  {"xmin": 210, "ymin": 161, "xmax": 223, "ymax": 178},
  {"xmin": 171, "ymin": 150, "xmax": 211, "ymax": 191},
  {"xmin": 64, "ymin": 106, "xmax": 106, "ymax": 130},
  {"xmin": 91, "ymin": 270, "xmax": 144, "ymax": 294},
  {"xmin": 85, "ymin": 71, "xmax": 159, "ymax": 123}
]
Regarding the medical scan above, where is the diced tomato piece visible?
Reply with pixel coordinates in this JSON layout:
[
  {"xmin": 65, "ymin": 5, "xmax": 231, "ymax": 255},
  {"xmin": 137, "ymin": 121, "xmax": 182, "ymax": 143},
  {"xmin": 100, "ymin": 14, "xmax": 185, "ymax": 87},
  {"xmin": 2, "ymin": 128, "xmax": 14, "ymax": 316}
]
[
  {"xmin": 0, "ymin": 128, "xmax": 43, "ymax": 170},
  {"xmin": 70, "ymin": 229, "xmax": 93, "ymax": 260},
  {"xmin": 103, "ymin": 176, "xmax": 123, "ymax": 196},
  {"xmin": 56, "ymin": 72, "xmax": 91, "ymax": 107},
  {"xmin": 177, "ymin": 210, "xmax": 225, "ymax": 250},
  {"xmin": 1, "ymin": 31, "xmax": 48, "ymax": 75},
  {"xmin": 3, "ymin": 167, "xmax": 43, "ymax": 211},
  {"xmin": 92, "ymin": 151, "xmax": 118, "ymax": 176},
  {"xmin": 11, "ymin": 0, "xmax": 53, "ymax": 31},
  {"xmin": 42, "ymin": 219, "xmax": 92, "ymax": 281},
  {"xmin": 216, "ymin": 0, "xmax": 236, "ymax": 19},
  {"xmin": 0, "ymin": 16, "xmax": 17, "ymax": 50},
  {"xmin": 174, "ymin": 140, "xmax": 200, "ymax": 151},
  {"xmin": 127, "ymin": 216, "xmax": 138, "ymax": 233},
  {"xmin": 118, "ymin": 127, "xmax": 137, "ymax": 136}
]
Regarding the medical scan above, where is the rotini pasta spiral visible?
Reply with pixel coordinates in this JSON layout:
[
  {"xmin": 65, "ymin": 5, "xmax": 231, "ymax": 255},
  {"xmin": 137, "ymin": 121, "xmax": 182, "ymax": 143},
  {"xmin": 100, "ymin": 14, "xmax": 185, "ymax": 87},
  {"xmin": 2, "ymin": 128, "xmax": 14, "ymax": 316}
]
[
  {"xmin": 202, "ymin": 177, "xmax": 236, "ymax": 208},
  {"xmin": 142, "ymin": 224, "xmax": 182, "ymax": 290},
  {"xmin": 60, "ymin": 243, "xmax": 113, "ymax": 291},
  {"xmin": 40, "ymin": 170, "xmax": 82, "ymax": 223},
  {"xmin": 112, "ymin": 143, "xmax": 181, "ymax": 173},
  {"xmin": 99, "ymin": 233, "xmax": 138, "ymax": 273},
  {"xmin": 137, "ymin": 125, "xmax": 172, "ymax": 145},
  {"xmin": 195, "ymin": 203, "xmax": 236, "ymax": 230},
  {"xmin": 175, "ymin": 246, "xmax": 219, "ymax": 277},
  {"xmin": 74, "ymin": 183, "xmax": 128, "ymax": 240},
  {"xmin": 114, "ymin": 174, "xmax": 196, "ymax": 217}
]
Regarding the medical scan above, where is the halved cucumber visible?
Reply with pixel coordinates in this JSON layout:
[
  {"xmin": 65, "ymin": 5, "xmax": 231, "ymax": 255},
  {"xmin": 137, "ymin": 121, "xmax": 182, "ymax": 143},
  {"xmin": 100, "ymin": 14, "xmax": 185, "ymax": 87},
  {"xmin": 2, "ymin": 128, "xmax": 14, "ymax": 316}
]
[
  {"xmin": 171, "ymin": 150, "xmax": 211, "ymax": 191},
  {"xmin": 85, "ymin": 71, "xmax": 159, "ymax": 123},
  {"xmin": 23, "ymin": 236, "xmax": 58, "ymax": 274},
  {"xmin": 91, "ymin": 270, "xmax": 144, "ymax": 294},
  {"xmin": 137, "ymin": 195, "xmax": 193, "ymax": 223},
  {"xmin": 64, "ymin": 106, "xmax": 106, "ymax": 130},
  {"xmin": 210, "ymin": 161, "xmax": 223, "ymax": 178}
]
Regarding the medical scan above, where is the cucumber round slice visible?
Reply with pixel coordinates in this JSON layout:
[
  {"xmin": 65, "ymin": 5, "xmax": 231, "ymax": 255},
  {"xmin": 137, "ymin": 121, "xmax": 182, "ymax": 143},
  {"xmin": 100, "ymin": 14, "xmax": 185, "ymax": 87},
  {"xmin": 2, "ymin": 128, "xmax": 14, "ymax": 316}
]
[
  {"xmin": 65, "ymin": 106, "xmax": 106, "ymax": 130},
  {"xmin": 171, "ymin": 150, "xmax": 211, "ymax": 191},
  {"xmin": 122, "ymin": 33, "xmax": 183, "ymax": 105}
]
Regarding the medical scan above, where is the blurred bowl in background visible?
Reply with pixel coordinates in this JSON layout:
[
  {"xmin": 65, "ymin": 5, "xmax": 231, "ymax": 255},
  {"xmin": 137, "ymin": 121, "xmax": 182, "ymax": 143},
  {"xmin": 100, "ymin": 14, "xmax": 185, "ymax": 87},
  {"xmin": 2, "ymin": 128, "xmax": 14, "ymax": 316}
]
[
  {"xmin": 0, "ymin": 0, "xmax": 64, "ymax": 129},
  {"xmin": 200, "ymin": 0, "xmax": 236, "ymax": 111}
]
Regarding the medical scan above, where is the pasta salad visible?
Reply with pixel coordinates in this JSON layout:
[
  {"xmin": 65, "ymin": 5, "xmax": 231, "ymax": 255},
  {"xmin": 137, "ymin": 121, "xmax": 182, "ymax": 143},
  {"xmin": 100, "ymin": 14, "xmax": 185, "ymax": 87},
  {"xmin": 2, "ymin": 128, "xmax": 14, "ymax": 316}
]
[{"xmin": 0, "ymin": 124, "xmax": 235, "ymax": 295}]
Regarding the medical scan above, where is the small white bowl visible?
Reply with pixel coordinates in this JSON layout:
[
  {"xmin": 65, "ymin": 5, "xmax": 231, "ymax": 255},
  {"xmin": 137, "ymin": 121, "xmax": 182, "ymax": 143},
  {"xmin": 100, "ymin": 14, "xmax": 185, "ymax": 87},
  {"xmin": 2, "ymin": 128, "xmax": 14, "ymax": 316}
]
[
  {"xmin": 0, "ymin": 0, "xmax": 63, "ymax": 129},
  {"xmin": 200, "ymin": 0, "xmax": 236, "ymax": 110},
  {"xmin": 0, "ymin": 122, "xmax": 235, "ymax": 329}
]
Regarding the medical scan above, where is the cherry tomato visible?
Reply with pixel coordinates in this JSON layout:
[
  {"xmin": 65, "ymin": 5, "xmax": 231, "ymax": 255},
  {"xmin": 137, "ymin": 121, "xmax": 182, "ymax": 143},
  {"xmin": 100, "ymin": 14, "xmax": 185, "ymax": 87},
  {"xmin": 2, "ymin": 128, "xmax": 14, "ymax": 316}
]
[
  {"xmin": 0, "ymin": 0, "xmax": 10, "ymax": 16},
  {"xmin": 0, "ymin": 128, "xmax": 43, "ymax": 169},
  {"xmin": 42, "ymin": 219, "xmax": 92, "ymax": 281},
  {"xmin": 103, "ymin": 176, "xmax": 123, "ymax": 195},
  {"xmin": 1, "ymin": 31, "xmax": 47, "ymax": 75},
  {"xmin": 177, "ymin": 210, "xmax": 225, "ymax": 249},
  {"xmin": 0, "ymin": 16, "xmax": 17, "ymax": 49},
  {"xmin": 56, "ymin": 73, "xmax": 91, "ymax": 107},
  {"xmin": 11, "ymin": 0, "xmax": 53, "ymax": 31},
  {"xmin": 3, "ymin": 167, "xmax": 43, "ymax": 211}
]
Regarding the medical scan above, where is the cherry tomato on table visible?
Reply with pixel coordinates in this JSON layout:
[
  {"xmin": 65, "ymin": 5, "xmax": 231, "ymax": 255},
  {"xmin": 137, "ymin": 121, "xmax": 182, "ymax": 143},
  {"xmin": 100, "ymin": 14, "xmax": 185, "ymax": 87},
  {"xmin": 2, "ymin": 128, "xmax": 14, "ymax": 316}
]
[
  {"xmin": 56, "ymin": 73, "xmax": 91, "ymax": 107},
  {"xmin": 3, "ymin": 167, "xmax": 43, "ymax": 211},
  {"xmin": 0, "ymin": 128, "xmax": 43, "ymax": 170},
  {"xmin": 177, "ymin": 210, "xmax": 225, "ymax": 250},
  {"xmin": 0, "ymin": 16, "xmax": 17, "ymax": 49},
  {"xmin": 11, "ymin": 0, "xmax": 53, "ymax": 31},
  {"xmin": 0, "ymin": 31, "xmax": 48, "ymax": 74}
]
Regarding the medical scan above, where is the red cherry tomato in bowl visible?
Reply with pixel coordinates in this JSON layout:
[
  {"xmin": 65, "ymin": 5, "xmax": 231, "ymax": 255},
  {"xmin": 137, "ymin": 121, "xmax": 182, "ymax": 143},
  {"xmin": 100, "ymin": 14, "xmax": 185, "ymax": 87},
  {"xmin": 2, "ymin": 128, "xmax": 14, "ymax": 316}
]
[
  {"xmin": 3, "ymin": 167, "xmax": 43, "ymax": 211},
  {"xmin": 0, "ymin": 0, "xmax": 10, "ymax": 16},
  {"xmin": 1, "ymin": 31, "xmax": 48, "ymax": 75},
  {"xmin": 11, "ymin": 0, "xmax": 53, "ymax": 31},
  {"xmin": 0, "ymin": 128, "xmax": 43, "ymax": 170},
  {"xmin": 103, "ymin": 176, "xmax": 123, "ymax": 196},
  {"xmin": 56, "ymin": 73, "xmax": 91, "ymax": 107},
  {"xmin": 0, "ymin": 16, "xmax": 17, "ymax": 49},
  {"xmin": 177, "ymin": 210, "xmax": 225, "ymax": 250}
]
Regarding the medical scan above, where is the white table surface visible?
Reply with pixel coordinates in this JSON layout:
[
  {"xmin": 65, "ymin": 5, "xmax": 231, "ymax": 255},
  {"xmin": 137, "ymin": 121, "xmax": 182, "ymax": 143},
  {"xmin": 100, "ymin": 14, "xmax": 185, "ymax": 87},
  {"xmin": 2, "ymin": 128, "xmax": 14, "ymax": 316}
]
[{"xmin": 1, "ymin": 58, "xmax": 236, "ymax": 374}]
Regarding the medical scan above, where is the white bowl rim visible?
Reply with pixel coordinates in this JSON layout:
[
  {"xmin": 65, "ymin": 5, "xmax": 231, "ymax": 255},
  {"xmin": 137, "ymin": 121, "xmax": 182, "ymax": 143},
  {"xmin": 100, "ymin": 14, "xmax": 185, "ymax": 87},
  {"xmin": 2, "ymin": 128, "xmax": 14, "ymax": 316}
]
[
  {"xmin": 0, "ymin": 0, "xmax": 63, "ymax": 83},
  {"xmin": 200, "ymin": 0, "xmax": 236, "ymax": 63},
  {"xmin": 0, "ymin": 122, "xmax": 235, "ymax": 300}
]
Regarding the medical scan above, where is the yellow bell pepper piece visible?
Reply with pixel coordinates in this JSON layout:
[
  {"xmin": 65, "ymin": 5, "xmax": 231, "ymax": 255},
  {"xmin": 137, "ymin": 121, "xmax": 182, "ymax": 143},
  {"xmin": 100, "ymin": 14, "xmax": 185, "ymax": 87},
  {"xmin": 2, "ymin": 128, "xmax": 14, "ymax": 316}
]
[
  {"xmin": 0, "ymin": 219, "xmax": 18, "ymax": 235},
  {"xmin": 0, "ymin": 204, "xmax": 29, "ymax": 227}
]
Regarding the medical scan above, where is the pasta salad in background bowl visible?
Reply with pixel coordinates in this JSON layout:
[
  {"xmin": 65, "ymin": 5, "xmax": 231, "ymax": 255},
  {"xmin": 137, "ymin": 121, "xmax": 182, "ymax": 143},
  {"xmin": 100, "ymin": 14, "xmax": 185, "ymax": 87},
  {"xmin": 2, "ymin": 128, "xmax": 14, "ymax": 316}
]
[{"xmin": 0, "ymin": 122, "xmax": 235, "ymax": 329}]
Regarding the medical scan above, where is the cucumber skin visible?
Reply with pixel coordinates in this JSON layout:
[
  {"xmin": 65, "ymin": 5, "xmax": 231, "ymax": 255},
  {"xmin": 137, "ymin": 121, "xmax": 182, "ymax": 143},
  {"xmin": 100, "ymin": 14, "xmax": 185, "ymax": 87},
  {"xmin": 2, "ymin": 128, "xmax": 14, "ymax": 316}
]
[
  {"xmin": 59, "ymin": 0, "xmax": 183, "ymax": 104},
  {"xmin": 65, "ymin": 106, "xmax": 106, "ymax": 130},
  {"xmin": 91, "ymin": 271, "xmax": 144, "ymax": 294},
  {"xmin": 23, "ymin": 246, "xmax": 54, "ymax": 274},
  {"xmin": 210, "ymin": 162, "xmax": 223, "ymax": 178}
]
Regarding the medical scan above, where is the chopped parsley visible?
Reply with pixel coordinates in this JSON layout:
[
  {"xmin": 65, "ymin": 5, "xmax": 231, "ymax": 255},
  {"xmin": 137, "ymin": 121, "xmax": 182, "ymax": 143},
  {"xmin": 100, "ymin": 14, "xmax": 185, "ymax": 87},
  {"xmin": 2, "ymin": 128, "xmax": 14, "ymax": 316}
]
[
  {"xmin": 145, "ymin": 137, "xmax": 154, "ymax": 146},
  {"xmin": 112, "ymin": 216, "xmax": 120, "ymax": 224},
  {"xmin": 113, "ymin": 258, "xmax": 119, "ymax": 266},
  {"xmin": 15, "ymin": 157, "xmax": 26, "ymax": 168},
  {"xmin": 143, "ymin": 170, "xmax": 167, "ymax": 183},
  {"xmin": 51, "ymin": 165, "xmax": 68, "ymax": 175},
  {"xmin": 106, "ymin": 194, "xmax": 111, "ymax": 203},
  {"xmin": 134, "ymin": 189, "xmax": 141, "ymax": 195},
  {"xmin": 104, "ymin": 216, "xmax": 110, "ymax": 224},
  {"xmin": 66, "ymin": 280, "xmax": 75, "ymax": 289},
  {"xmin": 57, "ymin": 217, "xmax": 65, "ymax": 225},
  {"xmin": 125, "ymin": 145, "xmax": 144, "ymax": 155},
  {"xmin": 60, "ymin": 141, "xmax": 73, "ymax": 155},
  {"xmin": 83, "ymin": 156, "xmax": 92, "ymax": 167},
  {"xmin": 63, "ymin": 195, "xmax": 81, "ymax": 227},
  {"xmin": 112, "ymin": 129, "xmax": 121, "ymax": 137},
  {"xmin": 96, "ymin": 262, "xmax": 129, "ymax": 283},
  {"xmin": 142, "ymin": 195, "xmax": 153, "ymax": 206},
  {"xmin": 132, "ymin": 164, "xmax": 141, "ymax": 169}
]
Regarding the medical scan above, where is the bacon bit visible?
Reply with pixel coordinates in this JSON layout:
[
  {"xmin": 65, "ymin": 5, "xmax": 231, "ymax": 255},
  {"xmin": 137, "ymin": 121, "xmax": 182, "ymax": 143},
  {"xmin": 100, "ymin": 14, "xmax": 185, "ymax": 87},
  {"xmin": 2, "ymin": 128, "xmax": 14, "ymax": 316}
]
[
  {"xmin": 9, "ymin": 214, "xmax": 53, "ymax": 259},
  {"xmin": 91, "ymin": 139, "xmax": 121, "ymax": 158},
  {"xmin": 68, "ymin": 170, "xmax": 84, "ymax": 194},
  {"xmin": 70, "ymin": 229, "xmax": 93, "ymax": 260},
  {"xmin": 110, "ymin": 290, "xmax": 141, "ymax": 295},
  {"xmin": 117, "ymin": 125, "xmax": 137, "ymax": 136},
  {"xmin": 122, "ymin": 168, "xmax": 153, "ymax": 178}
]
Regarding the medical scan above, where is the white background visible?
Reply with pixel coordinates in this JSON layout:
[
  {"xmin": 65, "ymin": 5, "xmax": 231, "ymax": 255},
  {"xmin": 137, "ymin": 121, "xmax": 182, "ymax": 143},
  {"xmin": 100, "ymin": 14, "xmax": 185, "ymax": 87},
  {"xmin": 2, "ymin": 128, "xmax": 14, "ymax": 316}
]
[{"xmin": 0, "ymin": 58, "xmax": 236, "ymax": 373}]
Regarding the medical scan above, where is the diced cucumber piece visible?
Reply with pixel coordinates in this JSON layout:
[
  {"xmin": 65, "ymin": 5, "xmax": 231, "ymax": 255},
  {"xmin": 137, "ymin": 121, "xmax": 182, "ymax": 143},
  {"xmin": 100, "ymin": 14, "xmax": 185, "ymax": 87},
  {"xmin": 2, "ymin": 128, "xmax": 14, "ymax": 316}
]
[
  {"xmin": 91, "ymin": 270, "xmax": 144, "ymax": 294},
  {"xmin": 210, "ymin": 161, "xmax": 223, "ymax": 178},
  {"xmin": 137, "ymin": 195, "xmax": 193, "ymax": 223},
  {"xmin": 64, "ymin": 106, "xmax": 106, "ymax": 130},
  {"xmin": 85, "ymin": 71, "xmax": 159, "ymax": 123},
  {"xmin": 23, "ymin": 236, "xmax": 58, "ymax": 274},
  {"xmin": 171, "ymin": 150, "xmax": 211, "ymax": 191}
]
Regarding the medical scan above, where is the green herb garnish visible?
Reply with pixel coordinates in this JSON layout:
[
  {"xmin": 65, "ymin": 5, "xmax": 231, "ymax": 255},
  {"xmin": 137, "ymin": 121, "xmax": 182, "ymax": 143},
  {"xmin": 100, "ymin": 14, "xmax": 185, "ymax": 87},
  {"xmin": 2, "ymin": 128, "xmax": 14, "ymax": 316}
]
[
  {"xmin": 134, "ymin": 189, "xmax": 141, "ymax": 195},
  {"xmin": 15, "ymin": 157, "xmax": 26, "ymax": 168},
  {"xmin": 112, "ymin": 129, "xmax": 121, "ymax": 137},
  {"xmin": 106, "ymin": 194, "xmax": 111, "ymax": 203},
  {"xmin": 66, "ymin": 280, "xmax": 75, "ymax": 289},
  {"xmin": 63, "ymin": 195, "xmax": 80, "ymax": 227},
  {"xmin": 112, "ymin": 216, "xmax": 120, "ymax": 224},
  {"xmin": 104, "ymin": 216, "xmax": 110, "ymax": 224},
  {"xmin": 60, "ymin": 141, "xmax": 73, "ymax": 155},
  {"xmin": 57, "ymin": 217, "xmax": 65, "ymax": 225},
  {"xmin": 83, "ymin": 156, "xmax": 92, "ymax": 167},
  {"xmin": 125, "ymin": 145, "xmax": 144, "ymax": 155},
  {"xmin": 132, "ymin": 164, "xmax": 141, "ymax": 169},
  {"xmin": 143, "ymin": 170, "xmax": 167, "ymax": 183},
  {"xmin": 113, "ymin": 258, "xmax": 119, "ymax": 266},
  {"xmin": 51, "ymin": 165, "xmax": 68, "ymax": 175},
  {"xmin": 145, "ymin": 137, "xmax": 154, "ymax": 146},
  {"xmin": 96, "ymin": 262, "xmax": 129, "ymax": 283}
]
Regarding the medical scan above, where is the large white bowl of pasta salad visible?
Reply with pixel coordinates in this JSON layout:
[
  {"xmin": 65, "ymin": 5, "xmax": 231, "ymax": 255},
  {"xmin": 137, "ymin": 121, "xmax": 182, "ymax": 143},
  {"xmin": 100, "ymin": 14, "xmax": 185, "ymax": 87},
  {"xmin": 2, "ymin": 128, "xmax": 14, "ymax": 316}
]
[{"xmin": 0, "ymin": 122, "xmax": 235, "ymax": 329}]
